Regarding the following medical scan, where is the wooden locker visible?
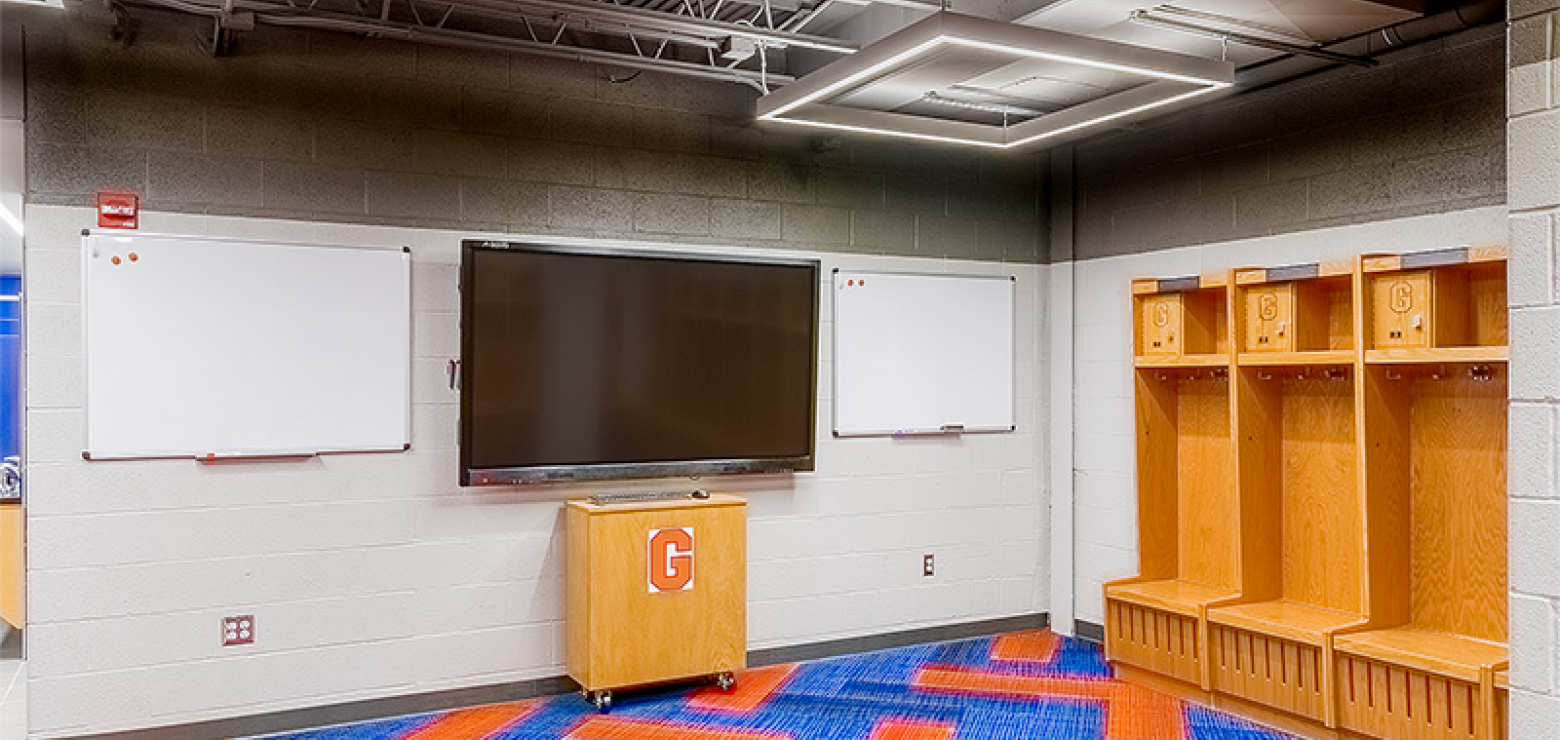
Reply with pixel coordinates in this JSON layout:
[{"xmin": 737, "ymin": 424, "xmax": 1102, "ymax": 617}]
[
  {"xmin": 1141, "ymin": 294, "xmax": 1183, "ymax": 356},
  {"xmin": 1370, "ymin": 270, "xmax": 1434, "ymax": 349},
  {"xmin": 1243, "ymin": 284, "xmax": 1294, "ymax": 353}
]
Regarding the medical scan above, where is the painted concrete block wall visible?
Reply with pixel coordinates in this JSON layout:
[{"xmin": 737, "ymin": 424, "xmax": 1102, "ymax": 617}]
[
  {"xmin": 14, "ymin": 7, "xmax": 1052, "ymax": 738},
  {"xmin": 19, "ymin": 7, "xmax": 1047, "ymax": 264},
  {"xmin": 1506, "ymin": 1, "xmax": 1560, "ymax": 731},
  {"xmin": 1068, "ymin": 205, "xmax": 1508, "ymax": 624},
  {"xmin": 21, "ymin": 203, "xmax": 1048, "ymax": 738},
  {"xmin": 1070, "ymin": 24, "xmax": 1504, "ymax": 261}
]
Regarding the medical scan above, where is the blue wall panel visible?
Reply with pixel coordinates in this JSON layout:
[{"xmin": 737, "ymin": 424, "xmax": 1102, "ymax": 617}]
[{"xmin": 1, "ymin": 274, "xmax": 18, "ymax": 464}]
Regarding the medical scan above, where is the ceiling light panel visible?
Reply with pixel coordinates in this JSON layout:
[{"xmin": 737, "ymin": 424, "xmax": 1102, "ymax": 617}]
[{"xmin": 755, "ymin": 11, "xmax": 1234, "ymax": 150}]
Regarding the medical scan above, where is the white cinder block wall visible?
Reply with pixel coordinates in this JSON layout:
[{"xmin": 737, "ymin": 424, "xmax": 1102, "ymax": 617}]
[
  {"xmin": 1067, "ymin": 205, "xmax": 1510, "ymax": 624},
  {"xmin": 1506, "ymin": 1, "xmax": 1560, "ymax": 730},
  {"xmin": 22, "ymin": 204, "xmax": 1050, "ymax": 738}
]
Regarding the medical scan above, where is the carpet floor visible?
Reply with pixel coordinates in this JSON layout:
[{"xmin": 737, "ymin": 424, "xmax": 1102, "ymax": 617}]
[{"xmin": 260, "ymin": 631, "xmax": 1294, "ymax": 740}]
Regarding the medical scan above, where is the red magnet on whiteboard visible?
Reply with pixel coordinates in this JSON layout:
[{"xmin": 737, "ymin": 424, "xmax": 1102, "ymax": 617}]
[
  {"xmin": 96, "ymin": 191, "xmax": 139, "ymax": 230},
  {"xmin": 110, "ymin": 256, "xmax": 121, "ymax": 266},
  {"xmin": 128, "ymin": 252, "xmax": 139, "ymax": 262},
  {"xmin": 848, "ymin": 280, "xmax": 855, "ymax": 286}
]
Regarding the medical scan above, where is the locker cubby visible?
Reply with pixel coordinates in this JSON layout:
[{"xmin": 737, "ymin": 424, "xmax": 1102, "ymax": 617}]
[
  {"xmin": 1365, "ymin": 251, "xmax": 1507, "ymax": 361},
  {"xmin": 1335, "ymin": 362, "xmax": 1508, "ymax": 739},
  {"xmin": 1134, "ymin": 278, "xmax": 1228, "ymax": 363},
  {"xmin": 1236, "ymin": 266, "xmax": 1354, "ymax": 361},
  {"xmin": 1105, "ymin": 364, "xmax": 1237, "ymax": 687},
  {"xmin": 1208, "ymin": 363, "xmax": 1364, "ymax": 725}
]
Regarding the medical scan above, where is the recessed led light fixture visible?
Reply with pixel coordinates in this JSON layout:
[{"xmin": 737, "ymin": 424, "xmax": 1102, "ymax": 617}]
[
  {"xmin": 756, "ymin": 12, "xmax": 1234, "ymax": 150},
  {"xmin": 0, "ymin": 0, "xmax": 65, "ymax": 8}
]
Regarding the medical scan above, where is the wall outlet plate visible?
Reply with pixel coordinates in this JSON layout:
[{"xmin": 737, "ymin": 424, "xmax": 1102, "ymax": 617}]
[
  {"xmin": 923, "ymin": 553, "xmax": 934, "ymax": 577},
  {"xmin": 222, "ymin": 615, "xmax": 254, "ymax": 646}
]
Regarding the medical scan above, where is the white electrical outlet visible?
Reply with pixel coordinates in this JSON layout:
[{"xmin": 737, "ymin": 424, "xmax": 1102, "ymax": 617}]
[{"xmin": 923, "ymin": 553, "xmax": 935, "ymax": 577}]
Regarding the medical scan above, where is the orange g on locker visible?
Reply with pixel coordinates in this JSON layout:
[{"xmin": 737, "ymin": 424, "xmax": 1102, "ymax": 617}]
[{"xmin": 566, "ymin": 493, "xmax": 747, "ymax": 711}]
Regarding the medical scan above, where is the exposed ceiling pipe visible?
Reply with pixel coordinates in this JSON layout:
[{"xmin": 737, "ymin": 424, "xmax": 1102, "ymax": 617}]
[
  {"xmin": 122, "ymin": 0, "xmax": 799, "ymax": 89},
  {"xmin": 1233, "ymin": 0, "xmax": 1502, "ymax": 89},
  {"xmin": 1128, "ymin": 9, "xmax": 1377, "ymax": 68}
]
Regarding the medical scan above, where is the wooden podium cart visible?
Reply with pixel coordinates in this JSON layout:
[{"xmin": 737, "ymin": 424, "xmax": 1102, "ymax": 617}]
[{"xmin": 566, "ymin": 493, "xmax": 746, "ymax": 710}]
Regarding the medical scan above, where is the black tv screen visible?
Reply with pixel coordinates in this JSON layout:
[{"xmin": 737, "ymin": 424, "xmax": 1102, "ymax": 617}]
[{"xmin": 459, "ymin": 241, "xmax": 819, "ymax": 485}]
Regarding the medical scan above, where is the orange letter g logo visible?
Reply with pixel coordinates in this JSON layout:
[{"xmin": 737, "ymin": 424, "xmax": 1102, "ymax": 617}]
[{"xmin": 648, "ymin": 527, "xmax": 694, "ymax": 593}]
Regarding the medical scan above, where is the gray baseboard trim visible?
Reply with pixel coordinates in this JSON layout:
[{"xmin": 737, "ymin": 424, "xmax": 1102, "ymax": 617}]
[
  {"xmin": 748, "ymin": 612, "xmax": 1049, "ymax": 667},
  {"xmin": 66, "ymin": 675, "xmax": 578, "ymax": 740},
  {"xmin": 61, "ymin": 612, "xmax": 1049, "ymax": 740},
  {"xmin": 1074, "ymin": 619, "xmax": 1104, "ymax": 644},
  {"xmin": 0, "ymin": 625, "xmax": 20, "ymax": 660}
]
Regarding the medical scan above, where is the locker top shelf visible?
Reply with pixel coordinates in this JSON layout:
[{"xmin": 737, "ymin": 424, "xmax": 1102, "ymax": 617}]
[
  {"xmin": 1364, "ymin": 347, "xmax": 1509, "ymax": 364},
  {"xmin": 1362, "ymin": 245, "xmax": 1507, "ymax": 274}
]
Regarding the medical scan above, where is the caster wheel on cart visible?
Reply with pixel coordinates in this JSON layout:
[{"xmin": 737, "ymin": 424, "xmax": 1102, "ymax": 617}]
[
  {"xmin": 593, "ymin": 691, "xmax": 613, "ymax": 712},
  {"xmin": 716, "ymin": 672, "xmax": 735, "ymax": 691}
]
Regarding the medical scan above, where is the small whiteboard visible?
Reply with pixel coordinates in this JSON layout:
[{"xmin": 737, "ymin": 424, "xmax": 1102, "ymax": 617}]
[
  {"xmin": 83, "ymin": 232, "xmax": 411, "ymax": 460},
  {"xmin": 833, "ymin": 270, "xmax": 1015, "ymax": 436}
]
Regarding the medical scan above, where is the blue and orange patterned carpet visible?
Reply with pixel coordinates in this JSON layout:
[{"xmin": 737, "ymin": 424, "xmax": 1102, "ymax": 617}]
[{"xmin": 264, "ymin": 631, "xmax": 1293, "ymax": 740}]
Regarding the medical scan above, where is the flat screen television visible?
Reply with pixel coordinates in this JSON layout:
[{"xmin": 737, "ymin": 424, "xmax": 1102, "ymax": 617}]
[{"xmin": 459, "ymin": 241, "xmax": 820, "ymax": 485}]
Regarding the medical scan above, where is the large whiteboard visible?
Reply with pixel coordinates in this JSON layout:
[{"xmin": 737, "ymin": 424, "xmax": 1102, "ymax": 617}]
[
  {"xmin": 833, "ymin": 271, "xmax": 1015, "ymax": 436},
  {"xmin": 83, "ymin": 233, "xmax": 411, "ymax": 460}
]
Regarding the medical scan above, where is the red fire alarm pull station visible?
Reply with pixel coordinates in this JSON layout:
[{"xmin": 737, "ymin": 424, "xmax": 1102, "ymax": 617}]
[{"xmin": 96, "ymin": 191, "xmax": 139, "ymax": 229}]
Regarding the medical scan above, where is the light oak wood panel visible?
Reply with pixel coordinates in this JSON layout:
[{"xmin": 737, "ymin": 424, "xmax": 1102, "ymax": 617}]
[
  {"xmin": 566, "ymin": 505, "xmax": 591, "ymax": 687},
  {"xmin": 1185, "ymin": 288, "xmax": 1229, "ymax": 355},
  {"xmin": 1467, "ymin": 263, "xmax": 1507, "ymax": 348},
  {"xmin": 1361, "ymin": 364, "xmax": 1414, "ymax": 629},
  {"xmin": 1211, "ymin": 625, "xmax": 1327, "ymax": 723},
  {"xmin": 566, "ymin": 495, "xmax": 746, "ymax": 692},
  {"xmin": 0, "ymin": 504, "xmax": 20, "ymax": 629},
  {"xmin": 1107, "ymin": 579, "xmax": 1237, "ymax": 617},
  {"xmin": 1366, "ymin": 348, "xmax": 1508, "ymax": 364},
  {"xmin": 1136, "ymin": 353, "xmax": 1231, "ymax": 368},
  {"xmin": 1369, "ymin": 271, "xmax": 1433, "ymax": 350},
  {"xmin": 1234, "ymin": 366, "xmax": 1361, "ymax": 614},
  {"xmin": 1177, "ymin": 374, "xmax": 1238, "ymax": 590},
  {"xmin": 1281, "ymin": 373, "xmax": 1361, "ymax": 614},
  {"xmin": 1136, "ymin": 369, "xmax": 1181, "ymax": 582},
  {"xmin": 1408, "ymin": 368, "xmax": 1507, "ymax": 643},
  {"xmin": 1243, "ymin": 284, "xmax": 1295, "ymax": 353},
  {"xmin": 1297, "ymin": 277, "xmax": 1356, "ymax": 352},
  {"xmin": 1430, "ymin": 270, "xmax": 1471, "ymax": 348},
  {"xmin": 1209, "ymin": 601, "xmax": 1362, "ymax": 646},
  {"xmin": 1335, "ymin": 653, "xmax": 1483, "ymax": 740},
  {"xmin": 1106, "ymin": 599, "xmax": 1203, "ymax": 686},
  {"xmin": 1141, "ymin": 293, "xmax": 1183, "ymax": 356},
  {"xmin": 1335, "ymin": 628, "xmax": 1505, "ymax": 684},
  {"xmin": 1238, "ymin": 350, "xmax": 1356, "ymax": 367},
  {"xmin": 1235, "ymin": 366, "xmax": 1284, "ymax": 604}
]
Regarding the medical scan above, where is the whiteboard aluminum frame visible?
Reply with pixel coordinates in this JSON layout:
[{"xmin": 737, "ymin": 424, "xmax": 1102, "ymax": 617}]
[
  {"xmin": 80, "ymin": 230, "xmax": 414, "ymax": 460},
  {"xmin": 831, "ymin": 269, "xmax": 1017, "ymax": 438},
  {"xmin": 458, "ymin": 239, "xmax": 821, "ymax": 486}
]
